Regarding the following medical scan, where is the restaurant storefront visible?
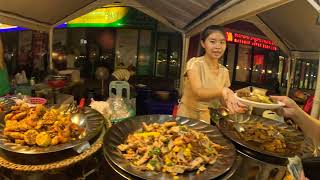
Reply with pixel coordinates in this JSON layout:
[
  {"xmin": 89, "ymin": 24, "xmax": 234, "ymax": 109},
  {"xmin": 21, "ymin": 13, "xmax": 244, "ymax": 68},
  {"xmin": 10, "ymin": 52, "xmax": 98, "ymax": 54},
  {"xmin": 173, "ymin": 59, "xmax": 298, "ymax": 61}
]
[
  {"xmin": 223, "ymin": 30, "xmax": 282, "ymax": 90},
  {"xmin": 291, "ymin": 59, "xmax": 318, "ymax": 90},
  {"xmin": 222, "ymin": 31, "xmax": 318, "ymax": 92}
]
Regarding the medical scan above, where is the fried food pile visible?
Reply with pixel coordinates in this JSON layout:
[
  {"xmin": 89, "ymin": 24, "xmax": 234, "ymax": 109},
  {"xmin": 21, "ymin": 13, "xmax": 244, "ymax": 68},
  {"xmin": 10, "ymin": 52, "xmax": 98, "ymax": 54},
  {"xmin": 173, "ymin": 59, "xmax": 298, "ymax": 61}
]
[
  {"xmin": 238, "ymin": 122, "xmax": 286, "ymax": 153},
  {"xmin": 0, "ymin": 103, "xmax": 5, "ymax": 113},
  {"xmin": 237, "ymin": 88, "xmax": 275, "ymax": 104},
  {"xmin": 3, "ymin": 103, "xmax": 85, "ymax": 147},
  {"xmin": 118, "ymin": 121, "xmax": 223, "ymax": 175},
  {"xmin": 242, "ymin": 94, "xmax": 275, "ymax": 104}
]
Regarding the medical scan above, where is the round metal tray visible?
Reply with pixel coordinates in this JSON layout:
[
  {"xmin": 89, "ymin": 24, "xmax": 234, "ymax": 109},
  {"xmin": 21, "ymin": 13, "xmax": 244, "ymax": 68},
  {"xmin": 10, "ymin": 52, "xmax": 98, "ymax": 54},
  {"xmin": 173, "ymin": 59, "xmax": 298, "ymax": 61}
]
[
  {"xmin": 104, "ymin": 150, "xmax": 243, "ymax": 180},
  {"xmin": 103, "ymin": 115, "xmax": 237, "ymax": 180},
  {"xmin": 218, "ymin": 114, "xmax": 309, "ymax": 160},
  {"xmin": 0, "ymin": 107, "xmax": 104, "ymax": 154}
]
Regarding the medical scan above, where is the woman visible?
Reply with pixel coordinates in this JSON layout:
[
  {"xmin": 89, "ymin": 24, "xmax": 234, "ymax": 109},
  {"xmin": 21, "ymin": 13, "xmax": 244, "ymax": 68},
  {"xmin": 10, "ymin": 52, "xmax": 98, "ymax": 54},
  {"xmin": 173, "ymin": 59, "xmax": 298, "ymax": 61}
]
[
  {"xmin": 177, "ymin": 25, "xmax": 246, "ymax": 123},
  {"xmin": 0, "ymin": 35, "xmax": 10, "ymax": 96}
]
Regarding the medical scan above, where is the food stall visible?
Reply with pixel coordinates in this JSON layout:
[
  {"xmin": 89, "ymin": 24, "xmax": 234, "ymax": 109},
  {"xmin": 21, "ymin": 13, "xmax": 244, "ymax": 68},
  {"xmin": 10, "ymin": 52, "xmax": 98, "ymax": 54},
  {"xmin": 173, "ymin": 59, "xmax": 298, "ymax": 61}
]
[{"xmin": 0, "ymin": 0, "xmax": 319, "ymax": 179}]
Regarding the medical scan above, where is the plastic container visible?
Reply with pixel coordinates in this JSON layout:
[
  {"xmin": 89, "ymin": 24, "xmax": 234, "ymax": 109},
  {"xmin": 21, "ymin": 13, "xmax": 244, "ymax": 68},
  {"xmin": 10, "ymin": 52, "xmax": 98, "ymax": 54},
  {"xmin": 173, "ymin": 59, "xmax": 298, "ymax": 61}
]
[
  {"xmin": 16, "ymin": 84, "xmax": 32, "ymax": 96},
  {"xmin": 29, "ymin": 97, "xmax": 47, "ymax": 105}
]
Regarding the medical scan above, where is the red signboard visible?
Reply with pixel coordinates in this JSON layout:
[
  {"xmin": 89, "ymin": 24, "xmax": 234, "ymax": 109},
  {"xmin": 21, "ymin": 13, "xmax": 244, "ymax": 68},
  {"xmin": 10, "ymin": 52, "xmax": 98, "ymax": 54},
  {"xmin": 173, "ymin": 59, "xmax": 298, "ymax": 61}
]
[{"xmin": 225, "ymin": 31, "xmax": 277, "ymax": 51}]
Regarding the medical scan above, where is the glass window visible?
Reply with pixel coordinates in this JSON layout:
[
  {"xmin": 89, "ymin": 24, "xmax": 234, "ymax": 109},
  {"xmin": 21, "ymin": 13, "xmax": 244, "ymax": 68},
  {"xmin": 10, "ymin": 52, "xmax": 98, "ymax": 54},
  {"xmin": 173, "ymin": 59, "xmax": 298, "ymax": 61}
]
[
  {"xmin": 304, "ymin": 62, "xmax": 310, "ymax": 89},
  {"xmin": 91, "ymin": 29, "xmax": 116, "ymax": 75},
  {"xmin": 299, "ymin": 61, "xmax": 306, "ymax": 88},
  {"xmin": 235, "ymin": 44, "xmax": 251, "ymax": 82},
  {"xmin": 291, "ymin": 60, "xmax": 319, "ymax": 90},
  {"xmin": 137, "ymin": 30, "xmax": 153, "ymax": 76},
  {"xmin": 251, "ymin": 48, "xmax": 266, "ymax": 84},
  {"xmin": 156, "ymin": 35, "xmax": 168, "ymax": 77},
  {"xmin": 311, "ymin": 63, "xmax": 318, "ymax": 89},
  {"xmin": 277, "ymin": 56, "xmax": 284, "ymax": 86},
  {"xmin": 155, "ymin": 33, "xmax": 182, "ymax": 78},
  {"xmin": 168, "ymin": 35, "xmax": 181, "ymax": 78},
  {"xmin": 226, "ymin": 43, "xmax": 235, "ymax": 82},
  {"xmin": 293, "ymin": 60, "xmax": 301, "ymax": 88},
  {"xmin": 313, "ymin": 64, "xmax": 318, "ymax": 89},
  {"xmin": 251, "ymin": 48, "xmax": 278, "ymax": 85},
  {"xmin": 115, "ymin": 29, "xmax": 138, "ymax": 69},
  {"xmin": 265, "ymin": 51, "xmax": 278, "ymax": 82}
]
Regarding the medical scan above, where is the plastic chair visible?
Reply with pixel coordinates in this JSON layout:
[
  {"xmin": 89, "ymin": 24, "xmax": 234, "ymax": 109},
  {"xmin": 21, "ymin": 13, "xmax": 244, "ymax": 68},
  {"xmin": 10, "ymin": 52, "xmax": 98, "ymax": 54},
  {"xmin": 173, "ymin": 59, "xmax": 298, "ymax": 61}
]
[{"xmin": 109, "ymin": 81, "xmax": 130, "ymax": 100}]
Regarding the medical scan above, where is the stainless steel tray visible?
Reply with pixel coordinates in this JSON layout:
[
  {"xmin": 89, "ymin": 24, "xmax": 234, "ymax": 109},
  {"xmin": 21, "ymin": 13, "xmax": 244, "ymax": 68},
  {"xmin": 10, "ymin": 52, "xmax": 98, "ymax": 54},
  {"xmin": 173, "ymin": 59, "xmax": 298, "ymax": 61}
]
[
  {"xmin": 0, "ymin": 107, "xmax": 104, "ymax": 154},
  {"xmin": 103, "ymin": 115, "xmax": 236, "ymax": 180},
  {"xmin": 218, "ymin": 114, "xmax": 309, "ymax": 159}
]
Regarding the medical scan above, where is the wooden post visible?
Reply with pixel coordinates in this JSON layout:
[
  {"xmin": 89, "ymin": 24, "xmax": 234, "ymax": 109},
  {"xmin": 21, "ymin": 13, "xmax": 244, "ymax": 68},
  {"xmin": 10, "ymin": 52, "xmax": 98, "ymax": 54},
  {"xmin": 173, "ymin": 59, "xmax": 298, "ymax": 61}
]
[
  {"xmin": 48, "ymin": 28, "xmax": 53, "ymax": 70},
  {"xmin": 178, "ymin": 34, "xmax": 190, "ymax": 95}
]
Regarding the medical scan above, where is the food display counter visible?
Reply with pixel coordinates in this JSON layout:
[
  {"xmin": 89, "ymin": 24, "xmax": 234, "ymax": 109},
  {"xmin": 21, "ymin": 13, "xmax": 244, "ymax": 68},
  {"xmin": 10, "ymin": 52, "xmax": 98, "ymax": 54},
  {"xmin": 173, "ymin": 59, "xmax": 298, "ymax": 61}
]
[{"xmin": 0, "ymin": 96, "xmax": 314, "ymax": 180}]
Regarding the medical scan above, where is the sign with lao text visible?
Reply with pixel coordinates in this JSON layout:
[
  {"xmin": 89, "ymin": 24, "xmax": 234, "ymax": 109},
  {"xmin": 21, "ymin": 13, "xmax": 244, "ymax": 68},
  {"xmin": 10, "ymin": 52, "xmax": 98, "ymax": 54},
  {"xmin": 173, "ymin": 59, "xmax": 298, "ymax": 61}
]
[{"xmin": 225, "ymin": 31, "xmax": 277, "ymax": 51}]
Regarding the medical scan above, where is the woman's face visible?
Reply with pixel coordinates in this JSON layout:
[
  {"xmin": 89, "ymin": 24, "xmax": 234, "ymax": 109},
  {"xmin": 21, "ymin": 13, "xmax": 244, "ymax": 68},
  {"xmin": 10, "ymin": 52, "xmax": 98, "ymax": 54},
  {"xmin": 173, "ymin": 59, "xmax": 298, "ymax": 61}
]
[{"xmin": 201, "ymin": 31, "xmax": 226, "ymax": 60}]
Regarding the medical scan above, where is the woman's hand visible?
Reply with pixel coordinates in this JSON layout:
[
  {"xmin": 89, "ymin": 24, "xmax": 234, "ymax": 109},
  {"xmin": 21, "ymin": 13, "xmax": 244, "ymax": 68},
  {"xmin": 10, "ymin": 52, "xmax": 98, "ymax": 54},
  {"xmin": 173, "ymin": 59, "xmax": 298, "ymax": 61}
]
[
  {"xmin": 271, "ymin": 96, "xmax": 300, "ymax": 119},
  {"xmin": 222, "ymin": 87, "xmax": 247, "ymax": 114}
]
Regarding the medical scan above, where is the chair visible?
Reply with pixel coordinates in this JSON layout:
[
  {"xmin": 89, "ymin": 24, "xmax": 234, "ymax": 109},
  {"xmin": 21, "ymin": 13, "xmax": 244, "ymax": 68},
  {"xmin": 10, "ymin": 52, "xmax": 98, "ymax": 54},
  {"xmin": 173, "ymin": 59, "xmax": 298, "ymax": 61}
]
[{"xmin": 109, "ymin": 81, "xmax": 130, "ymax": 100}]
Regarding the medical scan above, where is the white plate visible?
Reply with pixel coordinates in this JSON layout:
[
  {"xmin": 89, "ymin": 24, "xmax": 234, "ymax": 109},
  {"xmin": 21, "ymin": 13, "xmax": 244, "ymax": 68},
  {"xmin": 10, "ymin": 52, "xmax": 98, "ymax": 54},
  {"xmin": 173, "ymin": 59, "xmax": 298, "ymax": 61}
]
[{"xmin": 235, "ymin": 93, "xmax": 285, "ymax": 109}]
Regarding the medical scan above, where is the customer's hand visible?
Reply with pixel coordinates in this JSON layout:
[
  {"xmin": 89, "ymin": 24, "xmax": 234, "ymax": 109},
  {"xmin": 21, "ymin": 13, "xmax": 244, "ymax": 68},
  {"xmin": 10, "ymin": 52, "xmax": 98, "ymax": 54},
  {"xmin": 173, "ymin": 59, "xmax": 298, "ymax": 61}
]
[
  {"xmin": 271, "ymin": 96, "xmax": 300, "ymax": 119},
  {"xmin": 222, "ymin": 87, "xmax": 247, "ymax": 114}
]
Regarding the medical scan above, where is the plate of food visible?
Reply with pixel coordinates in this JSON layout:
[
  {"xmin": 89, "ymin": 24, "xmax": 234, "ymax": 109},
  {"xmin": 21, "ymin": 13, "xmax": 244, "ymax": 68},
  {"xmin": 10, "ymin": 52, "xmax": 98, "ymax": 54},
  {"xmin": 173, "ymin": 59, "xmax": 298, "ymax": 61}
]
[
  {"xmin": 103, "ymin": 115, "xmax": 236, "ymax": 180},
  {"xmin": 235, "ymin": 88, "xmax": 285, "ymax": 109},
  {"xmin": 218, "ymin": 114, "xmax": 309, "ymax": 159},
  {"xmin": 0, "ymin": 102, "xmax": 104, "ymax": 154}
]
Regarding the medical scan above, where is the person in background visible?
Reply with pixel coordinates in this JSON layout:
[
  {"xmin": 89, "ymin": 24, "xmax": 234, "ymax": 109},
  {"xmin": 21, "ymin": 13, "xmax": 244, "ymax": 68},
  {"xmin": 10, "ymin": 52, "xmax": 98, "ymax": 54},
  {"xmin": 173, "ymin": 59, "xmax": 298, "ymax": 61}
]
[
  {"xmin": 177, "ymin": 25, "xmax": 246, "ymax": 123},
  {"xmin": 66, "ymin": 47, "xmax": 76, "ymax": 69},
  {"xmin": 107, "ymin": 65, "xmax": 136, "ymax": 98},
  {"xmin": 17, "ymin": 47, "xmax": 29, "ymax": 77},
  {"xmin": 0, "ymin": 35, "xmax": 11, "ymax": 96},
  {"xmin": 111, "ymin": 65, "xmax": 136, "ymax": 82}
]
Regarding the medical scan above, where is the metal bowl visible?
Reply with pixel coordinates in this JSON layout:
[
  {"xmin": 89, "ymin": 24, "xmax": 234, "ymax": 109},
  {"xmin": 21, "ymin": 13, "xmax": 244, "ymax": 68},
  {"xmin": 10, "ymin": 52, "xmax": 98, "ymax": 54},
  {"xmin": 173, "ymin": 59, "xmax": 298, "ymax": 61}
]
[
  {"xmin": 218, "ymin": 114, "xmax": 312, "ymax": 160},
  {"xmin": 0, "ymin": 107, "xmax": 104, "ymax": 154},
  {"xmin": 103, "ymin": 115, "xmax": 237, "ymax": 180}
]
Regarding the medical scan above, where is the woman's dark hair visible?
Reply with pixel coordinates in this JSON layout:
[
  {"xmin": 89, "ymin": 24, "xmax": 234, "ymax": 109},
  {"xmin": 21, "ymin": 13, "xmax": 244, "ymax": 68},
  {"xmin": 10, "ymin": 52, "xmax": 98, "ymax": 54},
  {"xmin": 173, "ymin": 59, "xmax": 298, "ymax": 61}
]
[
  {"xmin": 200, "ymin": 25, "xmax": 226, "ymax": 42},
  {"xmin": 198, "ymin": 25, "xmax": 226, "ymax": 56}
]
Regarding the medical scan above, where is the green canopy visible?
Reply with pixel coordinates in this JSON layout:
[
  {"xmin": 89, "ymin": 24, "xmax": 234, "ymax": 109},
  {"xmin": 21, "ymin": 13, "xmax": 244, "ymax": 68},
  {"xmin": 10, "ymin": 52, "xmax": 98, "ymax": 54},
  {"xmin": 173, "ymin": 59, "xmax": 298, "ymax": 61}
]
[{"xmin": 0, "ymin": 68, "xmax": 10, "ymax": 96}]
